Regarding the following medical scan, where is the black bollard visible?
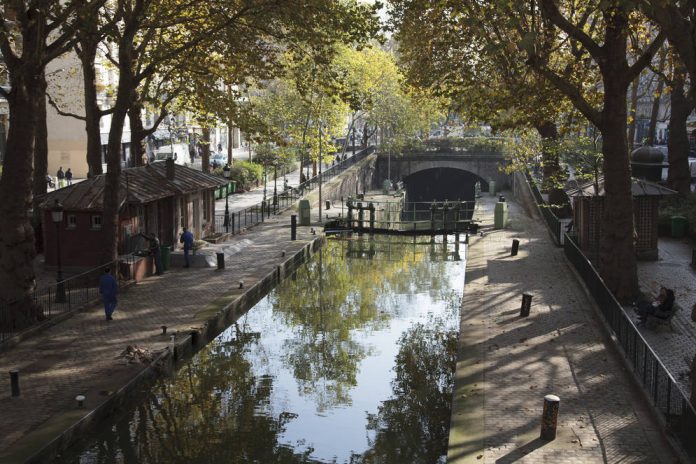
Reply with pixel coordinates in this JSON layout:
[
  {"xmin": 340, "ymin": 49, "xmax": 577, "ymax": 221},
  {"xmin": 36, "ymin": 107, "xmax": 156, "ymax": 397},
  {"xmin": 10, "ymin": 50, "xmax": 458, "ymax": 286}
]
[
  {"xmin": 692, "ymin": 249, "xmax": 696, "ymax": 267},
  {"xmin": 520, "ymin": 293, "xmax": 533, "ymax": 317},
  {"xmin": 540, "ymin": 394, "xmax": 560, "ymax": 440},
  {"xmin": 161, "ymin": 325, "xmax": 167, "ymax": 335},
  {"xmin": 9, "ymin": 370, "xmax": 19, "ymax": 397},
  {"xmin": 511, "ymin": 239, "xmax": 520, "ymax": 256},
  {"xmin": 291, "ymin": 214, "xmax": 297, "ymax": 241},
  {"xmin": 216, "ymin": 252, "xmax": 225, "ymax": 270}
]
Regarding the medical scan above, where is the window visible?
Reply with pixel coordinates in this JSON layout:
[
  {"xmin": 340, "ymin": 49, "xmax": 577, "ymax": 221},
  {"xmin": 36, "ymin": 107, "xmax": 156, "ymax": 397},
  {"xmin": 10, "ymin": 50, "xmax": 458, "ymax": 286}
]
[
  {"xmin": 91, "ymin": 215, "xmax": 102, "ymax": 229},
  {"xmin": 66, "ymin": 214, "xmax": 77, "ymax": 230}
]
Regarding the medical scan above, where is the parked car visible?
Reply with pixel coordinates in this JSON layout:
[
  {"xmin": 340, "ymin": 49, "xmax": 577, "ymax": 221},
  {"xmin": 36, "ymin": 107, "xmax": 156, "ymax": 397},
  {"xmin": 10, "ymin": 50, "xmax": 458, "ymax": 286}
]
[{"xmin": 210, "ymin": 152, "xmax": 227, "ymax": 166}]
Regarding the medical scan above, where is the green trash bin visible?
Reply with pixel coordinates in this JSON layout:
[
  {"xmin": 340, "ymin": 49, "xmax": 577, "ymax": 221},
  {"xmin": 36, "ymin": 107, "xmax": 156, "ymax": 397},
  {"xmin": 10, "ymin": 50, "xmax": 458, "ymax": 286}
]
[
  {"xmin": 160, "ymin": 245, "xmax": 171, "ymax": 271},
  {"xmin": 298, "ymin": 199, "xmax": 311, "ymax": 226},
  {"xmin": 494, "ymin": 201, "xmax": 508, "ymax": 229},
  {"xmin": 382, "ymin": 179, "xmax": 391, "ymax": 194},
  {"xmin": 671, "ymin": 216, "xmax": 688, "ymax": 238}
]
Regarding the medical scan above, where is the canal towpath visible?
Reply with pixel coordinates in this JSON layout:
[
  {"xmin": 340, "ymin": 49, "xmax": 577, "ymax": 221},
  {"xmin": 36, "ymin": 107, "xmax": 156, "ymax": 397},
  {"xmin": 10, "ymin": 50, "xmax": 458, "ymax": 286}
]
[
  {"xmin": 0, "ymin": 206, "xmax": 321, "ymax": 463},
  {"xmin": 448, "ymin": 194, "xmax": 681, "ymax": 463}
]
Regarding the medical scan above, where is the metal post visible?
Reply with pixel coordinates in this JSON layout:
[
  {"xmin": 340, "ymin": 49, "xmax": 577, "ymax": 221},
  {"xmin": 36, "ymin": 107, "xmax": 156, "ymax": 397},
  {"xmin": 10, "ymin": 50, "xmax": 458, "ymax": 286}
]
[
  {"xmin": 291, "ymin": 215, "xmax": 297, "ymax": 240},
  {"xmin": 511, "ymin": 239, "xmax": 520, "ymax": 256},
  {"xmin": 224, "ymin": 194, "xmax": 230, "ymax": 233},
  {"xmin": 520, "ymin": 293, "xmax": 533, "ymax": 317},
  {"xmin": 261, "ymin": 201, "xmax": 264, "ymax": 222},
  {"xmin": 263, "ymin": 164, "xmax": 267, "ymax": 203},
  {"xmin": 358, "ymin": 202, "xmax": 364, "ymax": 234},
  {"xmin": 232, "ymin": 212, "xmax": 235, "ymax": 234},
  {"xmin": 55, "ymin": 221, "xmax": 66, "ymax": 303},
  {"xmin": 540, "ymin": 395, "xmax": 560, "ymax": 440},
  {"xmin": 9, "ymin": 370, "xmax": 19, "ymax": 396},
  {"xmin": 369, "ymin": 202, "xmax": 375, "ymax": 234},
  {"xmin": 347, "ymin": 200, "xmax": 353, "ymax": 228}
]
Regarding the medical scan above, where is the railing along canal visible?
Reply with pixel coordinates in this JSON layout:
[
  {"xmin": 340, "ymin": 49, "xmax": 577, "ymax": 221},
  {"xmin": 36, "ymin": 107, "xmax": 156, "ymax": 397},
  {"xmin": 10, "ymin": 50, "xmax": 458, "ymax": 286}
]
[
  {"xmin": 523, "ymin": 171, "xmax": 696, "ymax": 459},
  {"xmin": 1, "ymin": 254, "xmax": 137, "ymax": 344},
  {"xmin": 214, "ymin": 146, "xmax": 375, "ymax": 235}
]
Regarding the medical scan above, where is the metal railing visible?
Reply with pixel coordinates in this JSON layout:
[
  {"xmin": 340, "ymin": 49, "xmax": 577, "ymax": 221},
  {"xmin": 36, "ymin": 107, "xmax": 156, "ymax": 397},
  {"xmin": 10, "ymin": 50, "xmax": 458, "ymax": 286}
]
[
  {"xmin": 1, "ymin": 254, "xmax": 137, "ymax": 343},
  {"xmin": 341, "ymin": 200, "xmax": 478, "ymax": 233},
  {"xmin": 563, "ymin": 234, "xmax": 696, "ymax": 459},
  {"xmin": 525, "ymin": 171, "xmax": 563, "ymax": 245},
  {"xmin": 214, "ymin": 146, "xmax": 375, "ymax": 235}
]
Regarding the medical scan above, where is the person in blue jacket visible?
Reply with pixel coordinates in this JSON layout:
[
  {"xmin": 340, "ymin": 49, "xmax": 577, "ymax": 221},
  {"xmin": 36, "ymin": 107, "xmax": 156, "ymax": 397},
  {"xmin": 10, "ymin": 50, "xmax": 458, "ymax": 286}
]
[
  {"xmin": 99, "ymin": 267, "xmax": 118, "ymax": 320},
  {"xmin": 180, "ymin": 227, "xmax": 194, "ymax": 268}
]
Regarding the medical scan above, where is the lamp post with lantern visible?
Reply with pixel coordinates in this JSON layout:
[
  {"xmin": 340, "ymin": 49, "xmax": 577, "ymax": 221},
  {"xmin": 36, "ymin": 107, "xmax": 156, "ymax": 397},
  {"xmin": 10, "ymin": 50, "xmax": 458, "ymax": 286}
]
[
  {"xmin": 223, "ymin": 165, "xmax": 231, "ymax": 232},
  {"xmin": 51, "ymin": 200, "xmax": 66, "ymax": 303}
]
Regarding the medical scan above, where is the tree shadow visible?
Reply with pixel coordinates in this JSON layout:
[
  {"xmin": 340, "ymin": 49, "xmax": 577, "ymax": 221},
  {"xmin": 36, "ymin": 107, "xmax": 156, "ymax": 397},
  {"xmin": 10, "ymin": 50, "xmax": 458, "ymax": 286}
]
[{"xmin": 495, "ymin": 438, "xmax": 550, "ymax": 463}]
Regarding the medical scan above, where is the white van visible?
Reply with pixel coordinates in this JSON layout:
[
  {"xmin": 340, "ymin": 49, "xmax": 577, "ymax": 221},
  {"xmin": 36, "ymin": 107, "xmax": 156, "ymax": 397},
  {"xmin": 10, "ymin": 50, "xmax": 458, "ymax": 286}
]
[{"xmin": 153, "ymin": 143, "xmax": 189, "ymax": 166}]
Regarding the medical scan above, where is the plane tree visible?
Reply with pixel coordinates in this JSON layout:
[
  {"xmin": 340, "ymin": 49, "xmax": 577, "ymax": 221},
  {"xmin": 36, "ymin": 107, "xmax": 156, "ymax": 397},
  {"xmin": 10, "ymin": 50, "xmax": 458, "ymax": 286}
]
[{"xmin": 0, "ymin": 1, "xmax": 105, "ymax": 325}]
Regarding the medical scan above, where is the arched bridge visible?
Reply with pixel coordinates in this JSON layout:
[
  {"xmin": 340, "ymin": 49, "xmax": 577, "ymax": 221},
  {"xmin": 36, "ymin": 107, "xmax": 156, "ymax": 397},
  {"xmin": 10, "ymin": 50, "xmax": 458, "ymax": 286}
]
[{"xmin": 374, "ymin": 150, "xmax": 510, "ymax": 203}]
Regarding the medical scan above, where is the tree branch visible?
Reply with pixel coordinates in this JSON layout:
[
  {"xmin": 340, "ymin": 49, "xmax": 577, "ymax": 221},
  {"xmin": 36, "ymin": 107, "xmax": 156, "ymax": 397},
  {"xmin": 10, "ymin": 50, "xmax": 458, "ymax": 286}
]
[
  {"xmin": 46, "ymin": 92, "xmax": 86, "ymax": 121},
  {"xmin": 539, "ymin": 0, "xmax": 604, "ymax": 60}
]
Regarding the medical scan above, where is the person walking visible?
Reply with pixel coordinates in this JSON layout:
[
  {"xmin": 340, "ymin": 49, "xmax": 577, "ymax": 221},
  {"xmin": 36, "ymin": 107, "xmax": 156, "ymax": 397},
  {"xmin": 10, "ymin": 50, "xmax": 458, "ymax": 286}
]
[
  {"xmin": 56, "ymin": 166, "xmax": 65, "ymax": 189},
  {"xmin": 65, "ymin": 168, "xmax": 73, "ymax": 186},
  {"xmin": 180, "ymin": 227, "xmax": 194, "ymax": 268},
  {"xmin": 99, "ymin": 267, "xmax": 119, "ymax": 320}
]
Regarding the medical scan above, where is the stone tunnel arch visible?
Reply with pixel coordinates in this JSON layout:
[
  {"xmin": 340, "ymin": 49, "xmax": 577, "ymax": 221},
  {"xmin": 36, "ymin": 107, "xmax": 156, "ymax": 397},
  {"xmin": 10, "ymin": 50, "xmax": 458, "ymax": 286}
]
[{"xmin": 402, "ymin": 168, "xmax": 487, "ymax": 204}]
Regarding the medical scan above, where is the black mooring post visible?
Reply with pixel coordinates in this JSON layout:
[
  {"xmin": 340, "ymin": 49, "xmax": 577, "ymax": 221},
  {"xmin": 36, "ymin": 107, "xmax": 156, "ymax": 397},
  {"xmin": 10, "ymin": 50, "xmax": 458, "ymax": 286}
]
[
  {"xmin": 291, "ymin": 214, "xmax": 297, "ymax": 241},
  {"xmin": 511, "ymin": 239, "xmax": 520, "ymax": 256},
  {"xmin": 9, "ymin": 370, "xmax": 19, "ymax": 397},
  {"xmin": 369, "ymin": 202, "xmax": 375, "ymax": 234},
  {"xmin": 520, "ymin": 293, "xmax": 533, "ymax": 317},
  {"xmin": 358, "ymin": 202, "xmax": 364, "ymax": 235},
  {"xmin": 540, "ymin": 395, "xmax": 560, "ymax": 440}
]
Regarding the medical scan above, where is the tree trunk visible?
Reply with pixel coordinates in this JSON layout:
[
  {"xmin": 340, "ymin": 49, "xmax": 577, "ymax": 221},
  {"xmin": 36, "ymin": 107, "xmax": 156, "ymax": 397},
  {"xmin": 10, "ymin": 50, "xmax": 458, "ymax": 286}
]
[
  {"xmin": 667, "ymin": 69, "xmax": 693, "ymax": 194},
  {"xmin": 227, "ymin": 124, "xmax": 233, "ymax": 165},
  {"xmin": 33, "ymin": 72, "xmax": 48, "ymax": 210},
  {"xmin": 201, "ymin": 127, "xmax": 211, "ymax": 172},
  {"xmin": 599, "ymin": 76, "xmax": 638, "ymax": 303},
  {"xmin": 129, "ymin": 99, "xmax": 146, "ymax": 167},
  {"xmin": 628, "ymin": 76, "xmax": 639, "ymax": 150},
  {"xmin": 647, "ymin": 48, "xmax": 667, "ymax": 146},
  {"xmin": 0, "ymin": 69, "xmax": 41, "ymax": 322},
  {"xmin": 80, "ymin": 39, "xmax": 103, "ymax": 176},
  {"xmin": 535, "ymin": 121, "xmax": 566, "ymax": 207}
]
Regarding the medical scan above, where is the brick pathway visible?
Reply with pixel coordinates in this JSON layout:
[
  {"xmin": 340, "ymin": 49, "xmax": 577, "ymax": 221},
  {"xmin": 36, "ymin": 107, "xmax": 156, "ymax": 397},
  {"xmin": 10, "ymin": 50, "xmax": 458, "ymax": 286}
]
[
  {"xmin": 0, "ymin": 210, "xmax": 316, "ymax": 463},
  {"xmin": 448, "ymin": 196, "xmax": 679, "ymax": 463}
]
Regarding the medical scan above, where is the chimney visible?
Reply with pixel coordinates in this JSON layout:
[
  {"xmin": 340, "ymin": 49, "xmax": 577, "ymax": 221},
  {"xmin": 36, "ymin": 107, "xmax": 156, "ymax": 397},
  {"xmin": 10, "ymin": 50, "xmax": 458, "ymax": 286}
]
[{"xmin": 166, "ymin": 158, "xmax": 175, "ymax": 180}]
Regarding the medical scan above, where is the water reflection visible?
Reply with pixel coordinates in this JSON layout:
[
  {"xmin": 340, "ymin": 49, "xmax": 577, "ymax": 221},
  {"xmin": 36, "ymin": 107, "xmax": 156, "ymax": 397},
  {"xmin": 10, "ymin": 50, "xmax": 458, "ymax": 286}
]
[{"xmin": 56, "ymin": 235, "xmax": 464, "ymax": 464}]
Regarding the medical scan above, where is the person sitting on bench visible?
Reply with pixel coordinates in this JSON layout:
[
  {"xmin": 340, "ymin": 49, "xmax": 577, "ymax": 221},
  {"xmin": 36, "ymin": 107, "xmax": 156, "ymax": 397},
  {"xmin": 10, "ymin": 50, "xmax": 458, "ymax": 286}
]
[{"xmin": 634, "ymin": 287, "xmax": 675, "ymax": 324}]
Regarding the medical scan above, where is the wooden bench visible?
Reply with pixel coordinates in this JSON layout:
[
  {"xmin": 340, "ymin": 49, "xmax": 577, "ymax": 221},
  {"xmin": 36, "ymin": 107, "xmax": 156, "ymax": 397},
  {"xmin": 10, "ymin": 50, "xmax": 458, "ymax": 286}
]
[{"xmin": 646, "ymin": 305, "xmax": 678, "ymax": 331}]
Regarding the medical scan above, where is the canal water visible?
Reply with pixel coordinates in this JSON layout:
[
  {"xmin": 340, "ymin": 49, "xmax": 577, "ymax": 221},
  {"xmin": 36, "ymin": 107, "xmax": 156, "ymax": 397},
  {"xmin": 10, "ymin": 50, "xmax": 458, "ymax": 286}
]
[{"xmin": 56, "ymin": 235, "xmax": 466, "ymax": 464}]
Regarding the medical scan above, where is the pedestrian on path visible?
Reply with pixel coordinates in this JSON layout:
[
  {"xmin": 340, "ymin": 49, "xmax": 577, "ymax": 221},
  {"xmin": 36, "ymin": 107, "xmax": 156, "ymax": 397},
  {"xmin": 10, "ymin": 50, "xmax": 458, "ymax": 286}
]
[
  {"xmin": 99, "ymin": 267, "xmax": 118, "ymax": 320},
  {"xmin": 56, "ymin": 166, "xmax": 65, "ymax": 188},
  {"xmin": 180, "ymin": 227, "xmax": 194, "ymax": 268},
  {"xmin": 65, "ymin": 168, "xmax": 73, "ymax": 186}
]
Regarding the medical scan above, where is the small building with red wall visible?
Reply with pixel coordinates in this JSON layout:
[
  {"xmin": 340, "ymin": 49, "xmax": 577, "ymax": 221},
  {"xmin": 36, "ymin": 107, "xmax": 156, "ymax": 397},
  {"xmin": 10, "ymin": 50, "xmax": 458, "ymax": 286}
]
[{"xmin": 39, "ymin": 160, "xmax": 227, "ymax": 270}]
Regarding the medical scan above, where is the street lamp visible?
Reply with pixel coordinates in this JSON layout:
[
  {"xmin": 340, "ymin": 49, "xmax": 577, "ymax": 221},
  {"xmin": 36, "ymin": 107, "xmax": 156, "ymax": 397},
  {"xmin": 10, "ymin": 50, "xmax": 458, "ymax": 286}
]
[
  {"xmin": 318, "ymin": 121, "xmax": 323, "ymax": 224},
  {"xmin": 273, "ymin": 162, "xmax": 278, "ymax": 207},
  {"xmin": 51, "ymin": 199, "xmax": 66, "ymax": 303},
  {"xmin": 168, "ymin": 116, "xmax": 175, "ymax": 161},
  {"xmin": 223, "ymin": 165, "xmax": 231, "ymax": 232}
]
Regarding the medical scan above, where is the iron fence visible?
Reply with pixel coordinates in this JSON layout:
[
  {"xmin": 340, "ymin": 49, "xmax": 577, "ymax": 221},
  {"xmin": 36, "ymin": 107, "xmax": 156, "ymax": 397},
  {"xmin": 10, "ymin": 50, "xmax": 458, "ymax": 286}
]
[
  {"xmin": 0, "ymin": 254, "xmax": 137, "ymax": 343},
  {"xmin": 524, "ymin": 171, "xmax": 564, "ymax": 245},
  {"xmin": 214, "ymin": 146, "xmax": 375, "ymax": 236},
  {"xmin": 563, "ymin": 234, "xmax": 696, "ymax": 459}
]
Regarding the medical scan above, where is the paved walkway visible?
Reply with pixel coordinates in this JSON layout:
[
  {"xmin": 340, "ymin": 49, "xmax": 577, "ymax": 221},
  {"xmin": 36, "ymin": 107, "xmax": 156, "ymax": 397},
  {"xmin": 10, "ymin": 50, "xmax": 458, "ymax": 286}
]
[
  {"xmin": 634, "ymin": 237, "xmax": 696, "ymax": 394},
  {"xmin": 448, "ymin": 195, "xmax": 679, "ymax": 463},
  {"xmin": 0, "ymin": 208, "xmax": 318, "ymax": 463}
]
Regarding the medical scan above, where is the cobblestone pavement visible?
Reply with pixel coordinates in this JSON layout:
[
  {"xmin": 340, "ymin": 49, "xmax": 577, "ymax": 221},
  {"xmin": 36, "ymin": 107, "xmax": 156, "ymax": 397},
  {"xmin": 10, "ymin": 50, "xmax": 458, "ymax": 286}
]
[
  {"xmin": 448, "ymin": 195, "xmax": 679, "ymax": 464},
  {"xmin": 635, "ymin": 238, "xmax": 696, "ymax": 394},
  {"xmin": 0, "ymin": 209, "xmax": 317, "ymax": 462}
]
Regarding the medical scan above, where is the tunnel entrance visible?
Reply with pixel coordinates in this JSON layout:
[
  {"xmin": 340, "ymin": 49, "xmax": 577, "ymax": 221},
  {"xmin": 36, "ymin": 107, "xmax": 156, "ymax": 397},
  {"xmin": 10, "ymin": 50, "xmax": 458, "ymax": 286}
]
[{"xmin": 402, "ymin": 168, "xmax": 485, "ymax": 204}]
